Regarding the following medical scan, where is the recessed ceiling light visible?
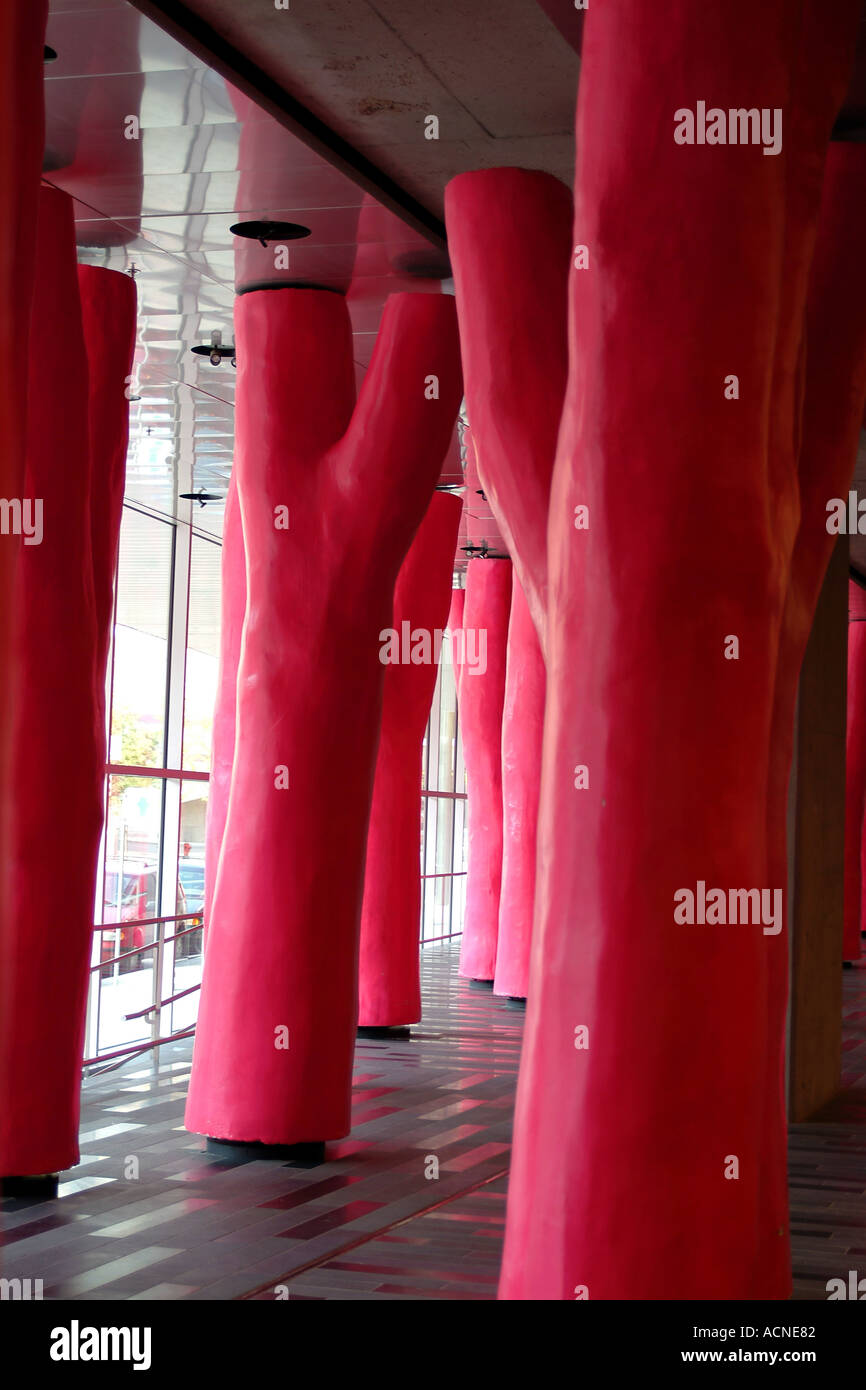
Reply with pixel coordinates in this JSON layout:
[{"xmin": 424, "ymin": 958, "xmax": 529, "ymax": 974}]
[{"xmin": 230, "ymin": 220, "xmax": 312, "ymax": 247}]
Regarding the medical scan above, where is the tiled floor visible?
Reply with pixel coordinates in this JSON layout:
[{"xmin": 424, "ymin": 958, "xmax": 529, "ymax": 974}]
[
  {"xmin": 1, "ymin": 944, "xmax": 864, "ymax": 1300},
  {"xmin": 789, "ymin": 961, "xmax": 866, "ymax": 1300}
]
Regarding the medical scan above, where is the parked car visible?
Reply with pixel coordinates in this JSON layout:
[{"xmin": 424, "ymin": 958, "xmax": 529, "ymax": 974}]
[
  {"xmin": 176, "ymin": 859, "xmax": 205, "ymax": 959},
  {"xmin": 100, "ymin": 863, "xmax": 158, "ymax": 976},
  {"xmin": 100, "ymin": 858, "xmax": 206, "ymax": 975}
]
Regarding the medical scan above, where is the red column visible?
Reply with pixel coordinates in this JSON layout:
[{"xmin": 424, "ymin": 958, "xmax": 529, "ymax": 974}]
[
  {"xmin": 77, "ymin": 264, "xmax": 137, "ymax": 708},
  {"xmin": 457, "ymin": 557, "xmax": 511, "ymax": 981},
  {"xmin": 447, "ymin": 587, "xmax": 465, "ymax": 696},
  {"xmin": 785, "ymin": 142, "xmax": 866, "ymax": 971},
  {"xmin": 0, "ymin": 1, "xmax": 48, "ymax": 1110},
  {"xmin": 0, "ymin": 188, "xmax": 101, "ymax": 1177},
  {"xmin": 358, "ymin": 490, "xmax": 462, "ymax": 1027},
  {"xmin": 501, "ymin": 0, "xmax": 853, "ymax": 1300},
  {"xmin": 203, "ymin": 474, "xmax": 246, "ymax": 942},
  {"xmin": 185, "ymin": 290, "xmax": 461, "ymax": 1145},
  {"xmin": 845, "ymin": 582, "xmax": 866, "ymax": 962},
  {"xmin": 494, "ymin": 579, "xmax": 544, "ymax": 1000},
  {"xmin": 760, "ymin": 134, "xmax": 866, "ymax": 1282},
  {"xmin": 445, "ymin": 167, "xmax": 571, "ymax": 647}
]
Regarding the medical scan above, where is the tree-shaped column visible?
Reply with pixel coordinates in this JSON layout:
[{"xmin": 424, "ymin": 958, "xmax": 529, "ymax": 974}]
[{"xmin": 185, "ymin": 287, "xmax": 461, "ymax": 1147}]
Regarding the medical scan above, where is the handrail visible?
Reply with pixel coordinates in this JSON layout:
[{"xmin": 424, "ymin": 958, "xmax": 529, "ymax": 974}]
[
  {"xmin": 105, "ymin": 762, "xmax": 209, "ymax": 782},
  {"xmin": 93, "ymin": 909, "xmax": 202, "ymax": 933},
  {"xmin": 82, "ymin": 1026, "xmax": 196, "ymax": 1070},
  {"xmin": 89, "ymin": 921, "xmax": 201, "ymax": 973},
  {"xmin": 124, "ymin": 982, "xmax": 200, "ymax": 1021}
]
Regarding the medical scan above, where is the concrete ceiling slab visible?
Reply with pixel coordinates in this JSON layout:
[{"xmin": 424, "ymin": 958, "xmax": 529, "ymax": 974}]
[{"xmin": 139, "ymin": 0, "xmax": 580, "ymax": 219}]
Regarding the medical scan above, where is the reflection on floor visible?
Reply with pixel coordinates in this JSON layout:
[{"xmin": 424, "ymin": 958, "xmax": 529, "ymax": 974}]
[{"xmin": 1, "ymin": 944, "xmax": 864, "ymax": 1300}]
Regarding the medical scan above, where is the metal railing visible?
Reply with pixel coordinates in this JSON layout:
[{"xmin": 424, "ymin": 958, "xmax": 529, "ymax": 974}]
[
  {"xmin": 85, "ymin": 909, "xmax": 203, "ymax": 1070},
  {"xmin": 84, "ymin": 863, "xmax": 466, "ymax": 1072}
]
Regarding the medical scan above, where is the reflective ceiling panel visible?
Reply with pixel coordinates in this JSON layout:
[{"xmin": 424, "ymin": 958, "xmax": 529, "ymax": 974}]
[{"xmin": 44, "ymin": 0, "xmax": 467, "ymax": 553}]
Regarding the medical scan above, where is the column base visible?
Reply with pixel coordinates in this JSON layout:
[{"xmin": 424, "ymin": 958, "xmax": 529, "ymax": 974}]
[
  {"xmin": 1, "ymin": 1173, "xmax": 59, "ymax": 1198},
  {"xmin": 205, "ymin": 1137, "xmax": 325, "ymax": 1164},
  {"xmin": 356, "ymin": 1025, "xmax": 412, "ymax": 1039}
]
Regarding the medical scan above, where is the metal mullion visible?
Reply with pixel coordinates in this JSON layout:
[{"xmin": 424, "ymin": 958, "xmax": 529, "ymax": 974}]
[
  {"xmin": 86, "ymin": 522, "xmax": 124, "ymax": 1059},
  {"xmin": 159, "ymin": 509, "xmax": 190, "ymax": 1045}
]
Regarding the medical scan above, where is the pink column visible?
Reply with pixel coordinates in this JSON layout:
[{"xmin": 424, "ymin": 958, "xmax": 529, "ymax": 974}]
[
  {"xmin": 500, "ymin": 0, "xmax": 856, "ymax": 1300},
  {"xmin": 0, "ymin": 0, "xmax": 47, "ymax": 640},
  {"xmin": 845, "ymin": 581, "xmax": 866, "ymax": 962},
  {"xmin": 358, "ymin": 490, "xmax": 462, "ymax": 1027},
  {"xmin": 185, "ymin": 290, "xmax": 461, "ymax": 1146},
  {"xmin": 759, "ymin": 135, "xmax": 866, "ymax": 1281},
  {"xmin": 0, "ymin": 188, "xmax": 101, "ymax": 1177},
  {"xmin": 77, "ymin": 264, "xmax": 136, "ymax": 718},
  {"xmin": 447, "ymin": 587, "xmax": 465, "ymax": 696},
  {"xmin": 494, "ymin": 579, "xmax": 544, "ymax": 1000},
  {"xmin": 782, "ymin": 142, "xmax": 866, "ymax": 972},
  {"xmin": 445, "ymin": 167, "xmax": 571, "ymax": 647},
  {"xmin": 203, "ymin": 474, "xmax": 246, "ymax": 942},
  {"xmin": 457, "ymin": 557, "xmax": 511, "ymax": 981},
  {"xmin": 444, "ymin": 171, "xmax": 567, "ymax": 1002},
  {"xmin": 0, "ymin": 2, "xmax": 48, "ymax": 1122}
]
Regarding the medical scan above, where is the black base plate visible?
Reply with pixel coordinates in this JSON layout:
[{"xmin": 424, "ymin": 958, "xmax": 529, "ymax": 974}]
[
  {"xmin": 206, "ymin": 1137, "xmax": 325, "ymax": 1164},
  {"xmin": 1, "ymin": 1173, "xmax": 59, "ymax": 1198},
  {"xmin": 357, "ymin": 1025, "xmax": 412, "ymax": 1039}
]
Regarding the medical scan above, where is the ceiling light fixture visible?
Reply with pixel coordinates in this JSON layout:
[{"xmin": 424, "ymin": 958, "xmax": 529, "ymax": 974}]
[
  {"xmin": 191, "ymin": 330, "xmax": 236, "ymax": 367},
  {"xmin": 179, "ymin": 489, "xmax": 224, "ymax": 509},
  {"xmin": 460, "ymin": 542, "xmax": 509, "ymax": 560},
  {"xmin": 230, "ymin": 219, "xmax": 312, "ymax": 248}
]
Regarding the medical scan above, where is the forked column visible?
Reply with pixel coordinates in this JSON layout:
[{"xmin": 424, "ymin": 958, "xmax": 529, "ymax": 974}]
[
  {"xmin": 185, "ymin": 288, "xmax": 461, "ymax": 1149},
  {"xmin": 358, "ymin": 489, "xmax": 462, "ymax": 1029}
]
